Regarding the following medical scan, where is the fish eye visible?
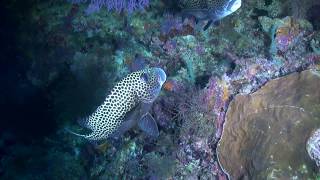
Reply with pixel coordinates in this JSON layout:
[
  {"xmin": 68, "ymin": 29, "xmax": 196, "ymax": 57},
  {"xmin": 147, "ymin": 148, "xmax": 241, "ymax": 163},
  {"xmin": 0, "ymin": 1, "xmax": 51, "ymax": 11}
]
[{"xmin": 140, "ymin": 73, "xmax": 149, "ymax": 83}]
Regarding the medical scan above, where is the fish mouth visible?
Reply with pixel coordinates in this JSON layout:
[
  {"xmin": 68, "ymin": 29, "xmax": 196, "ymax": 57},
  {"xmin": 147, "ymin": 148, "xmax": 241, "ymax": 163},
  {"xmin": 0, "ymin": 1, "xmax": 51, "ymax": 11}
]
[
  {"xmin": 155, "ymin": 68, "xmax": 167, "ymax": 85},
  {"xmin": 228, "ymin": 0, "xmax": 241, "ymax": 13}
]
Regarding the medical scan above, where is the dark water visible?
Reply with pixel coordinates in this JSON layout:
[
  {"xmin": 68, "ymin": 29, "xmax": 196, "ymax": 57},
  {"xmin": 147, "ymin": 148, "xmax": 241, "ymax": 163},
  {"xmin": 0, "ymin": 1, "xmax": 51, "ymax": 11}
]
[{"xmin": 0, "ymin": 0, "xmax": 56, "ymax": 140}]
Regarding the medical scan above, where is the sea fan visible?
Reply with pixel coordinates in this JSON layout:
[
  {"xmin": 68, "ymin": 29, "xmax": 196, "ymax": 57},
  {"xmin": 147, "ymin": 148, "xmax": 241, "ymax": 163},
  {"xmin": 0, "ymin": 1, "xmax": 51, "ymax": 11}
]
[{"xmin": 68, "ymin": 0, "xmax": 150, "ymax": 14}]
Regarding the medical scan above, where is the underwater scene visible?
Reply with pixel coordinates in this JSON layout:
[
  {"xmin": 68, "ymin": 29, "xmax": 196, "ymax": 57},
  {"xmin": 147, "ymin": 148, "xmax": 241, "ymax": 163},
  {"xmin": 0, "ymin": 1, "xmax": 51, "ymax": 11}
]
[{"xmin": 1, "ymin": 0, "xmax": 320, "ymax": 179}]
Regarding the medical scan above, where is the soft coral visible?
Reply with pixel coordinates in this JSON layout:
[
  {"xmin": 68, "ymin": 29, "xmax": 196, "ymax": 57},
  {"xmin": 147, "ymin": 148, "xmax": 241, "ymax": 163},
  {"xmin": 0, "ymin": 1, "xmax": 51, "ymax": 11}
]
[{"xmin": 69, "ymin": 0, "xmax": 150, "ymax": 14}]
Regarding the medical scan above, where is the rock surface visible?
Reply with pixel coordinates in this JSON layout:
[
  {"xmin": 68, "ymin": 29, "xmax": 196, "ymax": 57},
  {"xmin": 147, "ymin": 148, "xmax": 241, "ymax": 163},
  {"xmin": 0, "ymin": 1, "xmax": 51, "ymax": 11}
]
[{"xmin": 217, "ymin": 70, "xmax": 320, "ymax": 179}]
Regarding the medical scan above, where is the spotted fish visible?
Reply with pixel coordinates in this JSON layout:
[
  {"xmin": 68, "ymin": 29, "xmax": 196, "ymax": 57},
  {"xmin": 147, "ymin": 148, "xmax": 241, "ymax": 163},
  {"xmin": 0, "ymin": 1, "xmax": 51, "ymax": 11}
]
[
  {"xmin": 68, "ymin": 68, "xmax": 167, "ymax": 141},
  {"xmin": 178, "ymin": 0, "xmax": 242, "ymax": 30}
]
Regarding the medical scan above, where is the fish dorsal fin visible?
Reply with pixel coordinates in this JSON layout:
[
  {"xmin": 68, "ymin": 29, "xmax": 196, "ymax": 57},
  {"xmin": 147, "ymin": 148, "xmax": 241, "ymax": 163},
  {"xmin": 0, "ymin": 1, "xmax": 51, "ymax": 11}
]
[
  {"xmin": 129, "ymin": 54, "xmax": 147, "ymax": 72},
  {"xmin": 138, "ymin": 113, "xmax": 159, "ymax": 137}
]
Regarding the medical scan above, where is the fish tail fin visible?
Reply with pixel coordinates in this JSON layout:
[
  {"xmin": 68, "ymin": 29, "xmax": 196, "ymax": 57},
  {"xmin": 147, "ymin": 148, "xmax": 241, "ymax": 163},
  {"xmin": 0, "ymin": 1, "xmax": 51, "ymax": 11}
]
[
  {"xmin": 64, "ymin": 128, "xmax": 87, "ymax": 138},
  {"xmin": 65, "ymin": 128, "xmax": 99, "ymax": 141}
]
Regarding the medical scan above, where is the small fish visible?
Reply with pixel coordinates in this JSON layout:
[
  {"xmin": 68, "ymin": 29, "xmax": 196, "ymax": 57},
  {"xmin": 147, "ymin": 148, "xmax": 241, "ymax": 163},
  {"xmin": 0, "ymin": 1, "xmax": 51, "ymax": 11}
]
[
  {"xmin": 67, "ymin": 68, "xmax": 167, "ymax": 141},
  {"xmin": 178, "ymin": 0, "xmax": 242, "ymax": 30}
]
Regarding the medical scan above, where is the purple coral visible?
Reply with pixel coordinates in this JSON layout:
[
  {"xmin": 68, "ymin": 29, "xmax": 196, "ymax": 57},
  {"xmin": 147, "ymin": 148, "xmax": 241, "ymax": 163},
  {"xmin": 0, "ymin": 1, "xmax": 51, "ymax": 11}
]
[
  {"xmin": 275, "ymin": 34, "xmax": 291, "ymax": 52},
  {"xmin": 160, "ymin": 14, "xmax": 183, "ymax": 35},
  {"xmin": 69, "ymin": 0, "xmax": 150, "ymax": 14}
]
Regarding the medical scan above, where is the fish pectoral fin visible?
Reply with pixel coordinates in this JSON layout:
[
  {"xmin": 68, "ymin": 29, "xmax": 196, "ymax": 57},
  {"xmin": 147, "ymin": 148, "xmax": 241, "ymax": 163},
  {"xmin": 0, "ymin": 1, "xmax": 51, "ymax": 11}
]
[
  {"xmin": 110, "ymin": 104, "xmax": 142, "ymax": 139},
  {"xmin": 138, "ymin": 113, "xmax": 159, "ymax": 137},
  {"xmin": 203, "ymin": 19, "xmax": 213, "ymax": 31},
  {"xmin": 111, "ymin": 118, "xmax": 136, "ymax": 139}
]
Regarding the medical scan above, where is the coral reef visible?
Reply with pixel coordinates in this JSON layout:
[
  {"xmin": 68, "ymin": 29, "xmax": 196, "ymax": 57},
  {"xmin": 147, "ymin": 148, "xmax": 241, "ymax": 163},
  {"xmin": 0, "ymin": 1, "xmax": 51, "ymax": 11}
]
[
  {"xmin": 2, "ymin": 0, "xmax": 320, "ymax": 179},
  {"xmin": 259, "ymin": 16, "xmax": 313, "ymax": 57}
]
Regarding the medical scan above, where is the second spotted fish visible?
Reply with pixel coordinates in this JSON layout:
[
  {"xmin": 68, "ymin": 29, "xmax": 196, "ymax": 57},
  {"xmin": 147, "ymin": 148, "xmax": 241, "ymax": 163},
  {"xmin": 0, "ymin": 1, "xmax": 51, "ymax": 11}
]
[
  {"xmin": 178, "ymin": 0, "xmax": 242, "ymax": 30},
  {"xmin": 67, "ymin": 68, "xmax": 167, "ymax": 141}
]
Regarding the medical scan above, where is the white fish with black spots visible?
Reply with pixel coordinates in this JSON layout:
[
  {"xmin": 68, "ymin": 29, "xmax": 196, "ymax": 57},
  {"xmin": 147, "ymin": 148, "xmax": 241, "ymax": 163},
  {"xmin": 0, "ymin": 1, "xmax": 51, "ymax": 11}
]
[
  {"xmin": 179, "ymin": 0, "xmax": 242, "ymax": 30},
  {"xmin": 67, "ymin": 68, "xmax": 167, "ymax": 141}
]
